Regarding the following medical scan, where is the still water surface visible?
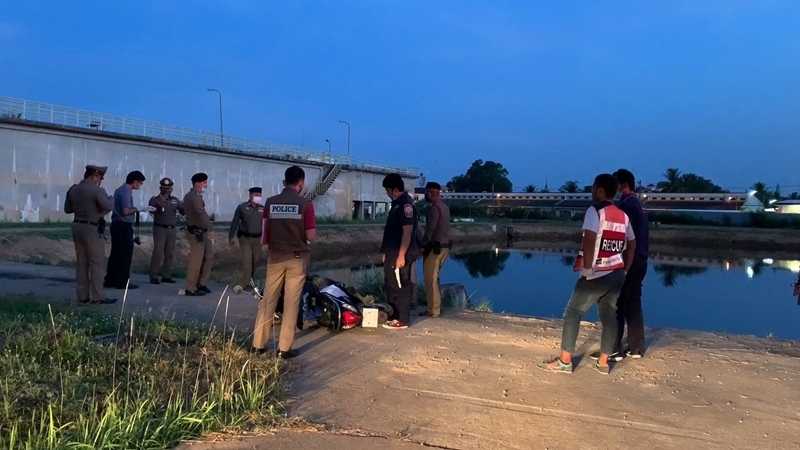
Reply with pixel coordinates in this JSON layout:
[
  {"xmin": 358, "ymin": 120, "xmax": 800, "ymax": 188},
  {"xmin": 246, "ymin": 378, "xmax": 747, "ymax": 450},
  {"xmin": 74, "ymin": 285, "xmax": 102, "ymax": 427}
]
[{"xmin": 432, "ymin": 249, "xmax": 800, "ymax": 340}]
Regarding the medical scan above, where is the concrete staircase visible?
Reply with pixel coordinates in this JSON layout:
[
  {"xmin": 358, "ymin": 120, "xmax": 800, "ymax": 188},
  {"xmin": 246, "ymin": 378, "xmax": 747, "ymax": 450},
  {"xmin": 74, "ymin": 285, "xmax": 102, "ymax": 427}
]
[{"xmin": 307, "ymin": 163, "xmax": 343, "ymax": 199}]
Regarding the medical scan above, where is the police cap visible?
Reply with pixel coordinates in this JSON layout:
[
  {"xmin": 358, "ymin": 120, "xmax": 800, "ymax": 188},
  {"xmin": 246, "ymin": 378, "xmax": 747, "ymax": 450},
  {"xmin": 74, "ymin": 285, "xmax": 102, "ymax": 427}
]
[
  {"xmin": 86, "ymin": 165, "xmax": 107, "ymax": 176},
  {"xmin": 191, "ymin": 172, "xmax": 208, "ymax": 184},
  {"xmin": 248, "ymin": 186, "xmax": 262, "ymax": 194},
  {"xmin": 160, "ymin": 177, "xmax": 174, "ymax": 187}
]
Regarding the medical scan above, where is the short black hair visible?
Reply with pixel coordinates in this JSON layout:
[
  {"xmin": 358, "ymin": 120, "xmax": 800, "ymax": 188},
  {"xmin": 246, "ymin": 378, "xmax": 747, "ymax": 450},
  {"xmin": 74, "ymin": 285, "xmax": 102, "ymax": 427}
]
[
  {"xmin": 613, "ymin": 169, "xmax": 635, "ymax": 191},
  {"xmin": 285, "ymin": 166, "xmax": 305, "ymax": 185},
  {"xmin": 126, "ymin": 170, "xmax": 146, "ymax": 184},
  {"xmin": 191, "ymin": 172, "xmax": 208, "ymax": 184},
  {"xmin": 248, "ymin": 186, "xmax": 262, "ymax": 194},
  {"xmin": 425, "ymin": 181, "xmax": 442, "ymax": 190},
  {"xmin": 382, "ymin": 173, "xmax": 405, "ymax": 192},
  {"xmin": 593, "ymin": 173, "xmax": 618, "ymax": 198}
]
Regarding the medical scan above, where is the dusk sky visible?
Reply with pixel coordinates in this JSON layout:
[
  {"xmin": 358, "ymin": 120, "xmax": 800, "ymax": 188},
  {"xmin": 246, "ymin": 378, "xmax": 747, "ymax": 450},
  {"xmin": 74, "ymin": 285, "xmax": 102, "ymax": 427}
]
[{"xmin": 3, "ymin": 1, "xmax": 799, "ymax": 192}]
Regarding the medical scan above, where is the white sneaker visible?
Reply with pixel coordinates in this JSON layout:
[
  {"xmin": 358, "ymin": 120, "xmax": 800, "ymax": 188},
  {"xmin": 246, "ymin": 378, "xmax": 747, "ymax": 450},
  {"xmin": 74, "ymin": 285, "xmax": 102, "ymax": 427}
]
[{"xmin": 382, "ymin": 320, "xmax": 409, "ymax": 330}]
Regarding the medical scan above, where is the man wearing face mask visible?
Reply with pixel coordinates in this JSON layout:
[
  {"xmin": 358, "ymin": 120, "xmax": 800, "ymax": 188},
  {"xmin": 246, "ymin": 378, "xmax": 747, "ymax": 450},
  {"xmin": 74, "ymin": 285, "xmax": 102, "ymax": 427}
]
[
  {"xmin": 148, "ymin": 177, "xmax": 184, "ymax": 285},
  {"xmin": 229, "ymin": 187, "xmax": 265, "ymax": 293}
]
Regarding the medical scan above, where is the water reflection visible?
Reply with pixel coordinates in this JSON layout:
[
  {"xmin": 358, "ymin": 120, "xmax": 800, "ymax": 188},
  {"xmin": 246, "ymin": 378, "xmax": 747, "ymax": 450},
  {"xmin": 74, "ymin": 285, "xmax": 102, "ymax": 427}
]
[
  {"xmin": 653, "ymin": 265, "xmax": 708, "ymax": 287},
  {"xmin": 451, "ymin": 250, "xmax": 511, "ymax": 278}
]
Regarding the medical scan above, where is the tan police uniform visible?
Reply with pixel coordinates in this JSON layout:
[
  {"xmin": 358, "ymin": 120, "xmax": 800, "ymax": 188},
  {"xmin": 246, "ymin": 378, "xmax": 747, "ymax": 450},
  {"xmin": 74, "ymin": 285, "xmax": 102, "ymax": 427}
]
[
  {"xmin": 229, "ymin": 200, "xmax": 265, "ymax": 288},
  {"xmin": 252, "ymin": 187, "xmax": 313, "ymax": 352},
  {"xmin": 149, "ymin": 178, "xmax": 183, "ymax": 282},
  {"xmin": 423, "ymin": 197, "xmax": 451, "ymax": 317},
  {"xmin": 64, "ymin": 165, "xmax": 113, "ymax": 303},
  {"xmin": 183, "ymin": 187, "xmax": 213, "ymax": 292}
]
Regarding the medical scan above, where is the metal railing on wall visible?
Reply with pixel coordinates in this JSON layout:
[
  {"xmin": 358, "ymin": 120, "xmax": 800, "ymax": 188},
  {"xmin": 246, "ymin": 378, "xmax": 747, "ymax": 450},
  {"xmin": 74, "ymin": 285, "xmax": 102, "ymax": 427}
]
[{"xmin": 0, "ymin": 96, "xmax": 417, "ymax": 176}]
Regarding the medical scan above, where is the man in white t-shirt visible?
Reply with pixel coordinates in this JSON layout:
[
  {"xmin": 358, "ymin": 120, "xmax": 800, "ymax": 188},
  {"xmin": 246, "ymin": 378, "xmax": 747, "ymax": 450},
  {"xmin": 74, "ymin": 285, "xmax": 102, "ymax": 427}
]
[{"xmin": 539, "ymin": 174, "xmax": 636, "ymax": 375}]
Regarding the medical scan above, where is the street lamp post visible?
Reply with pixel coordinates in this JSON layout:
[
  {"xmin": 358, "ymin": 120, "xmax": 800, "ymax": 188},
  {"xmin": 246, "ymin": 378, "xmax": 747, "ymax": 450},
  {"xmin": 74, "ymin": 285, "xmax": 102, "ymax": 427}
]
[
  {"xmin": 207, "ymin": 88, "xmax": 224, "ymax": 148},
  {"xmin": 324, "ymin": 138, "xmax": 331, "ymax": 156},
  {"xmin": 338, "ymin": 120, "xmax": 351, "ymax": 159}
]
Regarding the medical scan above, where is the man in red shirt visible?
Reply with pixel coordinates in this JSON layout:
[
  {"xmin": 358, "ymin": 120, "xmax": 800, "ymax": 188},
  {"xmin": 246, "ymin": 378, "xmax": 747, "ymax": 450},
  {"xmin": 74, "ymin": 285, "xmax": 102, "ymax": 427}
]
[{"xmin": 252, "ymin": 166, "xmax": 317, "ymax": 359}]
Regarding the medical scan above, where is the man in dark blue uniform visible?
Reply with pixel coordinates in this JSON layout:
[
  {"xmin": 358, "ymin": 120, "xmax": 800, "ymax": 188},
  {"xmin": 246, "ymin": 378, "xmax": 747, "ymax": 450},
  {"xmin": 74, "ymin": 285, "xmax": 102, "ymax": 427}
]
[
  {"xmin": 380, "ymin": 173, "xmax": 420, "ymax": 329},
  {"xmin": 612, "ymin": 168, "xmax": 649, "ymax": 359}
]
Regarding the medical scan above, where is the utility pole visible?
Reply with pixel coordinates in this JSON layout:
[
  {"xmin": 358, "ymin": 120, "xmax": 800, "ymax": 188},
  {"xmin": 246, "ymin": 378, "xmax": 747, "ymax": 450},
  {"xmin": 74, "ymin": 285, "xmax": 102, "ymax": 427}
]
[
  {"xmin": 338, "ymin": 120, "xmax": 351, "ymax": 159},
  {"xmin": 324, "ymin": 138, "xmax": 332, "ymax": 156},
  {"xmin": 206, "ymin": 88, "xmax": 224, "ymax": 148}
]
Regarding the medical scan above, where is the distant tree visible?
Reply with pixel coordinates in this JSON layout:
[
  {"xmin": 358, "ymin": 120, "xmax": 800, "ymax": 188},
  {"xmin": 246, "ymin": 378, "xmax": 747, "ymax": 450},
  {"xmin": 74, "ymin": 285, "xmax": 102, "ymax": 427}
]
[
  {"xmin": 752, "ymin": 181, "xmax": 770, "ymax": 205},
  {"xmin": 751, "ymin": 182, "xmax": 783, "ymax": 205},
  {"xmin": 660, "ymin": 168, "xmax": 682, "ymax": 191},
  {"xmin": 447, "ymin": 160, "xmax": 512, "ymax": 193},
  {"xmin": 582, "ymin": 185, "xmax": 593, "ymax": 193},
  {"xmin": 559, "ymin": 180, "xmax": 579, "ymax": 193},
  {"xmin": 656, "ymin": 168, "xmax": 724, "ymax": 193},
  {"xmin": 523, "ymin": 184, "xmax": 537, "ymax": 193}
]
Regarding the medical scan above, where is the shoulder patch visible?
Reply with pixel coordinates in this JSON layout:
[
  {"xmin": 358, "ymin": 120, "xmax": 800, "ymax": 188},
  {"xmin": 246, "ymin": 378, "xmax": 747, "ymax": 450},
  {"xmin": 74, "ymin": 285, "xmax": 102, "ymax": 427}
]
[{"xmin": 403, "ymin": 204, "xmax": 414, "ymax": 219}]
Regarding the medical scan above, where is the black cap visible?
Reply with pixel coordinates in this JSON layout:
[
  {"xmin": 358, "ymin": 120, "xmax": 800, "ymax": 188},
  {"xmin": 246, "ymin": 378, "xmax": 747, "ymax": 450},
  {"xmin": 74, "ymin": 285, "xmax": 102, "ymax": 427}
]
[
  {"xmin": 248, "ymin": 187, "xmax": 262, "ymax": 194},
  {"xmin": 425, "ymin": 181, "xmax": 442, "ymax": 190},
  {"xmin": 160, "ymin": 177, "xmax": 174, "ymax": 187},
  {"xmin": 191, "ymin": 172, "xmax": 208, "ymax": 184}
]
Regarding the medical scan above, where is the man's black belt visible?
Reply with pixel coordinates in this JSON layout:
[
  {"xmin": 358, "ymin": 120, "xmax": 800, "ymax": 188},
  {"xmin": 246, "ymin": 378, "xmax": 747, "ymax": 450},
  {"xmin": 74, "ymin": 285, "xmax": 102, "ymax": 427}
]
[
  {"xmin": 237, "ymin": 231, "xmax": 263, "ymax": 238},
  {"xmin": 154, "ymin": 223, "xmax": 176, "ymax": 229},
  {"xmin": 73, "ymin": 220, "xmax": 99, "ymax": 226}
]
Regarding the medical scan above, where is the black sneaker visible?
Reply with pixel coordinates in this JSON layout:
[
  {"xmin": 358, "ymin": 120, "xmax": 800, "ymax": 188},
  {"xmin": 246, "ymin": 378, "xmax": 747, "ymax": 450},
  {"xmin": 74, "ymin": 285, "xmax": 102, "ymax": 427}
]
[
  {"xmin": 198, "ymin": 285, "xmax": 211, "ymax": 294},
  {"xmin": 251, "ymin": 347, "xmax": 269, "ymax": 356},
  {"xmin": 150, "ymin": 278, "xmax": 161, "ymax": 285},
  {"xmin": 589, "ymin": 351, "xmax": 624, "ymax": 362},
  {"xmin": 185, "ymin": 290, "xmax": 205, "ymax": 297},
  {"xmin": 161, "ymin": 278, "xmax": 176, "ymax": 284},
  {"xmin": 277, "ymin": 349, "xmax": 299, "ymax": 359}
]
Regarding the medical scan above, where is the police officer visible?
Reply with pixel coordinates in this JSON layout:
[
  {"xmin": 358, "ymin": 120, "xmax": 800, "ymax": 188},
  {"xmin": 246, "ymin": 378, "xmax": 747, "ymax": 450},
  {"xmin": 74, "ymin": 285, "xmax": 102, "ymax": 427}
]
[
  {"xmin": 64, "ymin": 165, "xmax": 117, "ymax": 304},
  {"xmin": 229, "ymin": 187, "xmax": 265, "ymax": 293},
  {"xmin": 252, "ymin": 166, "xmax": 317, "ymax": 358},
  {"xmin": 380, "ymin": 173, "xmax": 420, "ymax": 329},
  {"xmin": 148, "ymin": 177, "xmax": 184, "ymax": 284},
  {"xmin": 183, "ymin": 172, "xmax": 213, "ymax": 296},
  {"xmin": 104, "ymin": 170, "xmax": 146, "ymax": 290},
  {"xmin": 422, "ymin": 181, "xmax": 451, "ymax": 318}
]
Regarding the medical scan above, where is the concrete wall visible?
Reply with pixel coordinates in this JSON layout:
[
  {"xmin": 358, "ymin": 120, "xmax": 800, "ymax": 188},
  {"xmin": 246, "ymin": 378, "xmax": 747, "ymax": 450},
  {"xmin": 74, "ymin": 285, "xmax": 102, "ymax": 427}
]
[{"xmin": 0, "ymin": 121, "xmax": 415, "ymax": 222}]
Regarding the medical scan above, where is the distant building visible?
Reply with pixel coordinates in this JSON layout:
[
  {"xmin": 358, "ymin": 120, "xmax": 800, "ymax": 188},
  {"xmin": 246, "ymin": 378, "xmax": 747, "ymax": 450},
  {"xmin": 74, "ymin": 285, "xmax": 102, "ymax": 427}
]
[{"xmin": 774, "ymin": 200, "xmax": 800, "ymax": 214}]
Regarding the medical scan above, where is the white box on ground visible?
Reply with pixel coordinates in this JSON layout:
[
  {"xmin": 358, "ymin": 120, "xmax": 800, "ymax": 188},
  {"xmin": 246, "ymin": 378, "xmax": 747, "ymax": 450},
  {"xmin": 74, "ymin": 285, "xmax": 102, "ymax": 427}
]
[{"xmin": 362, "ymin": 307, "xmax": 379, "ymax": 328}]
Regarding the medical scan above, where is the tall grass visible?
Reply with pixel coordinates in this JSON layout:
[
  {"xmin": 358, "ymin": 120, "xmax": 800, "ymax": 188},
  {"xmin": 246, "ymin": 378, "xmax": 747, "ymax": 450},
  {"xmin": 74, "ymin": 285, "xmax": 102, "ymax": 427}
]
[{"xmin": 0, "ymin": 297, "xmax": 283, "ymax": 449}]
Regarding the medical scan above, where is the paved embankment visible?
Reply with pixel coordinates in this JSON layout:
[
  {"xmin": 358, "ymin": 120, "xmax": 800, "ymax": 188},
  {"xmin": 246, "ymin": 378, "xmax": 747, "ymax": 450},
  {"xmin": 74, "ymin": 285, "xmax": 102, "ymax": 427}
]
[{"xmin": 1, "ymin": 261, "xmax": 798, "ymax": 450}]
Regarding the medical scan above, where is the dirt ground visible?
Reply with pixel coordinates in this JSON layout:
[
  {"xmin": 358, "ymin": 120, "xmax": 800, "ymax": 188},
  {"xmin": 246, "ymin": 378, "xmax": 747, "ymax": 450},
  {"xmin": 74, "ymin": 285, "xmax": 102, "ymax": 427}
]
[{"xmin": 1, "ymin": 261, "xmax": 798, "ymax": 450}]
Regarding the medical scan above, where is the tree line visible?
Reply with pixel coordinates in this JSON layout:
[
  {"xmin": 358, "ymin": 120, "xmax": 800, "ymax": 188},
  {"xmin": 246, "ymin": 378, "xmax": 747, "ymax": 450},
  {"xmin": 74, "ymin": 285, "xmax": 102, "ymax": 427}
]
[{"xmin": 446, "ymin": 160, "xmax": 796, "ymax": 202}]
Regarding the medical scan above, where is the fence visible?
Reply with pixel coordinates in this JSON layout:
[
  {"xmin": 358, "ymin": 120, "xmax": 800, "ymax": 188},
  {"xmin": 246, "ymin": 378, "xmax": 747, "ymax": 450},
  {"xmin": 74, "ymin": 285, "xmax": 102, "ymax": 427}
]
[{"xmin": 0, "ymin": 96, "xmax": 417, "ymax": 176}]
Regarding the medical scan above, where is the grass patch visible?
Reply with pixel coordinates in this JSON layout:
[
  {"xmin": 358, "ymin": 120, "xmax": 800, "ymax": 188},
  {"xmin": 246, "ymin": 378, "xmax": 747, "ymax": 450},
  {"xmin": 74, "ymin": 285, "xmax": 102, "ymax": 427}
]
[{"xmin": 0, "ymin": 296, "xmax": 283, "ymax": 449}]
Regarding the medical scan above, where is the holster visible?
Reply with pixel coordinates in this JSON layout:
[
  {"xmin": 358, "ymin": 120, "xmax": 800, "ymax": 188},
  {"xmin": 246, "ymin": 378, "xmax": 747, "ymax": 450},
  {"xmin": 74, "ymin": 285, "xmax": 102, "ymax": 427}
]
[
  {"xmin": 187, "ymin": 225, "xmax": 206, "ymax": 243},
  {"xmin": 97, "ymin": 219, "xmax": 106, "ymax": 238}
]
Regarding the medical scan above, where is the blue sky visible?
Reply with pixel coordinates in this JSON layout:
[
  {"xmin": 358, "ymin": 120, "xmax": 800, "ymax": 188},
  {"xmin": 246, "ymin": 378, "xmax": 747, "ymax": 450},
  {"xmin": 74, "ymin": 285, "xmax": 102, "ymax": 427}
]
[{"xmin": 3, "ymin": 1, "xmax": 799, "ymax": 192}]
